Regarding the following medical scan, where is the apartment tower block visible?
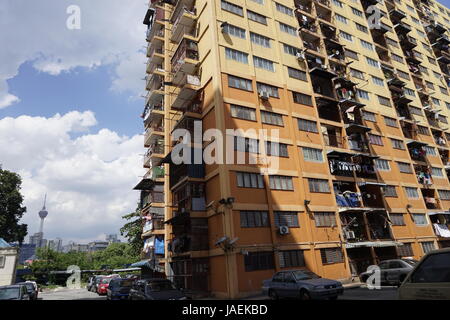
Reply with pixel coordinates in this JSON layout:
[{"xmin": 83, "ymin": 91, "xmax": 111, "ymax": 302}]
[{"xmin": 135, "ymin": 0, "xmax": 450, "ymax": 298}]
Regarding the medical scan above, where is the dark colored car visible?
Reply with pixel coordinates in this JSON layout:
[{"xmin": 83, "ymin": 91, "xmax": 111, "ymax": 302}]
[
  {"xmin": 106, "ymin": 278, "xmax": 134, "ymax": 300},
  {"xmin": 359, "ymin": 259, "xmax": 418, "ymax": 286},
  {"xmin": 0, "ymin": 285, "xmax": 31, "ymax": 300},
  {"xmin": 16, "ymin": 282, "xmax": 38, "ymax": 300},
  {"xmin": 262, "ymin": 270, "xmax": 344, "ymax": 300},
  {"xmin": 128, "ymin": 279, "xmax": 188, "ymax": 300},
  {"xmin": 91, "ymin": 276, "xmax": 104, "ymax": 293}
]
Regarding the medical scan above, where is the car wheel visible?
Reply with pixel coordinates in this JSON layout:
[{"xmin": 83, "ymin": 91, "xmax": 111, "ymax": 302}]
[
  {"xmin": 299, "ymin": 289, "xmax": 311, "ymax": 301},
  {"xmin": 268, "ymin": 289, "xmax": 278, "ymax": 300}
]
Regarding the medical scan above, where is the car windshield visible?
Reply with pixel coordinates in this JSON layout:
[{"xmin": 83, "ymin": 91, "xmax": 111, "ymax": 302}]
[
  {"xmin": 146, "ymin": 281, "xmax": 176, "ymax": 292},
  {"xmin": 292, "ymin": 270, "xmax": 320, "ymax": 281},
  {"xmin": 21, "ymin": 283, "xmax": 34, "ymax": 291},
  {"xmin": 0, "ymin": 288, "xmax": 20, "ymax": 300},
  {"xmin": 101, "ymin": 278, "xmax": 112, "ymax": 284},
  {"xmin": 402, "ymin": 259, "xmax": 419, "ymax": 266}
]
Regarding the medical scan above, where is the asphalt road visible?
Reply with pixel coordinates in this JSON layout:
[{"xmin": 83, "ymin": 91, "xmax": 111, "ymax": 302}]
[
  {"xmin": 39, "ymin": 288, "xmax": 106, "ymax": 300},
  {"xmin": 38, "ymin": 286, "xmax": 398, "ymax": 300}
]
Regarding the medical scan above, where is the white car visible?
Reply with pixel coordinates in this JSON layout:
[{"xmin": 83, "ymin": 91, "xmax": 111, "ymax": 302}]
[{"xmin": 399, "ymin": 248, "xmax": 450, "ymax": 300}]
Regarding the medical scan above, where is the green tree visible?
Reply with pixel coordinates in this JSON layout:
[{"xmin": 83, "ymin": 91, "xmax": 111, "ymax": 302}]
[
  {"xmin": 0, "ymin": 166, "xmax": 28, "ymax": 244},
  {"xmin": 120, "ymin": 207, "xmax": 143, "ymax": 256}
]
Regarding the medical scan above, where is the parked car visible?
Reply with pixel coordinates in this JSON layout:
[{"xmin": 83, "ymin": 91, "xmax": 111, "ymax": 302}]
[
  {"xmin": 91, "ymin": 276, "xmax": 104, "ymax": 293},
  {"xmin": 106, "ymin": 278, "xmax": 134, "ymax": 300},
  {"xmin": 16, "ymin": 282, "xmax": 38, "ymax": 300},
  {"xmin": 97, "ymin": 277, "xmax": 113, "ymax": 296},
  {"xmin": 262, "ymin": 269, "xmax": 344, "ymax": 300},
  {"xmin": 128, "ymin": 279, "xmax": 188, "ymax": 300},
  {"xmin": 0, "ymin": 285, "xmax": 31, "ymax": 300},
  {"xmin": 359, "ymin": 259, "xmax": 418, "ymax": 286},
  {"xmin": 399, "ymin": 248, "xmax": 450, "ymax": 300}
]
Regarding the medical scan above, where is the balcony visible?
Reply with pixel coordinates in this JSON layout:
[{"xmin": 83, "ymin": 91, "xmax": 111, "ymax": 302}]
[
  {"xmin": 294, "ymin": 0, "xmax": 313, "ymax": 15},
  {"xmin": 145, "ymin": 138, "xmax": 165, "ymax": 161},
  {"xmin": 394, "ymin": 22, "xmax": 412, "ymax": 35},
  {"xmin": 145, "ymin": 165, "xmax": 165, "ymax": 181},
  {"xmin": 392, "ymin": 91, "xmax": 413, "ymax": 106},
  {"xmin": 371, "ymin": 21, "xmax": 392, "ymax": 36},
  {"xmin": 408, "ymin": 141, "xmax": 427, "ymax": 162},
  {"xmin": 436, "ymin": 52, "xmax": 450, "ymax": 65},
  {"xmin": 323, "ymin": 128, "xmax": 344, "ymax": 149},
  {"xmin": 316, "ymin": 97, "xmax": 341, "ymax": 122},
  {"xmin": 171, "ymin": 38, "xmax": 199, "ymax": 85},
  {"xmin": 167, "ymin": 219, "xmax": 209, "ymax": 254},
  {"xmin": 340, "ymin": 210, "xmax": 393, "ymax": 244},
  {"xmin": 143, "ymin": 103, "xmax": 164, "ymax": 128},
  {"xmin": 399, "ymin": 35, "xmax": 418, "ymax": 49},
  {"xmin": 313, "ymin": 0, "xmax": 330, "ymax": 8},
  {"xmin": 170, "ymin": 7, "xmax": 197, "ymax": 44},
  {"xmin": 396, "ymin": 107, "xmax": 412, "ymax": 121},
  {"xmin": 171, "ymin": 74, "xmax": 200, "ymax": 110},
  {"xmin": 415, "ymin": 165, "xmax": 433, "ymax": 186},
  {"xmin": 389, "ymin": 8, "xmax": 407, "ymax": 23},
  {"xmin": 401, "ymin": 121, "xmax": 417, "ymax": 139},
  {"xmin": 297, "ymin": 13, "xmax": 319, "ymax": 36},
  {"xmin": 170, "ymin": 162, "xmax": 205, "ymax": 189},
  {"xmin": 145, "ymin": 125, "xmax": 164, "ymax": 150},
  {"xmin": 148, "ymin": 47, "xmax": 164, "ymax": 67},
  {"xmin": 347, "ymin": 133, "xmax": 371, "ymax": 153}
]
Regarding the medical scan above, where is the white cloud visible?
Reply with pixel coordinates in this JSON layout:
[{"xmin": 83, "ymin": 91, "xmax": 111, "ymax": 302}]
[
  {"xmin": 0, "ymin": 0, "xmax": 148, "ymax": 109},
  {"xmin": 0, "ymin": 111, "xmax": 145, "ymax": 243}
]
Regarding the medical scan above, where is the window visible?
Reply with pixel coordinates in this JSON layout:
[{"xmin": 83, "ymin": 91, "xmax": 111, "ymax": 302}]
[
  {"xmin": 366, "ymin": 57, "xmax": 379, "ymax": 68},
  {"xmin": 279, "ymin": 250, "xmax": 305, "ymax": 268},
  {"xmin": 279, "ymin": 22, "xmax": 297, "ymax": 35},
  {"xmin": 355, "ymin": 22, "xmax": 368, "ymax": 33},
  {"xmin": 308, "ymin": 178, "xmax": 330, "ymax": 193},
  {"xmin": 236, "ymin": 172, "xmax": 264, "ymax": 188},
  {"xmin": 269, "ymin": 176, "xmax": 294, "ymax": 190},
  {"xmin": 390, "ymin": 213, "xmax": 405, "ymax": 226},
  {"xmin": 275, "ymin": 2, "xmax": 293, "ymax": 16},
  {"xmin": 368, "ymin": 134, "xmax": 383, "ymax": 146},
  {"xmin": 288, "ymin": 67, "xmax": 307, "ymax": 81},
  {"xmin": 234, "ymin": 136, "xmax": 259, "ymax": 153},
  {"xmin": 351, "ymin": 7, "xmax": 363, "ymax": 17},
  {"xmin": 386, "ymin": 37, "xmax": 399, "ymax": 48},
  {"xmin": 340, "ymin": 31, "xmax": 353, "ymax": 42},
  {"xmin": 297, "ymin": 118, "xmax": 318, "ymax": 132},
  {"xmin": 413, "ymin": 214, "xmax": 428, "ymax": 226},
  {"xmin": 378, "ymin": 95, "xmax": 391, "ymax": 107},
  {"xmin": 418, "ymin": 125, "xmax": 429, "ymax": 135},
  {"xmin": 320, "ymin": 248, "xmax": 344, "ymax": 264},
  {"xmin": 398, "ymin": 243, "xmax": 414, "ymax": 257},
  {"xmin": 431, "ymin": 167, "xmax": 443, "ymax": 177},
  {"xmin": 253, "ymin": 56, "xmax": 274, "ymax": 71},
  {"xmin": 438, "ymin": 190, "xmax": 450, "ymax": 200},
  {"xmin": 293, "ymin": 92, "xmax": 313, "ymax": 106},
  {"xmin": 244, "ymin": 251, "xmax": 274, "ymax": 271},
  {"xmin": 421, "ymin": 241, "xmax": 435, "ymax": 254},
  {"xmin": 261, "ymin": 110, "xmax": 283, "ymax": 126},
  {"xmin": 314, "ymin": 212, "xmax": 336, "ymax": 227},
  {"xmin": 247, "ymin": 10, "xmax": 267, "ymax": 24},
  {"xmin": 222, "ymin": 24, "xmax": 246, "ymax": 38},
  {"xmin": 265, "ymin": 141, "xmax": 288, "ymax": 157},
  {"xmin": 221, "ymin": 0, "xmax": 244, "ymax": 16},
  {"xmin": 335, "ymin": 14, "xmax": 348, "ymax": 24},
  {"xmin": 375, "ymin": 159, "xmax": 390, "ymax": 171},
  {"xmin": 225, "ymin": 48, "xmax": 248, "ymax": 63},
  {"xmin": 250, "ymin": 0, "xmax": 264, "ymax": 3},
  {"xmin": 350, "ymin": 68, "xmax": 364, "ymax": 80},
  {"xmin": 440, "ymin": 86, "xmax": 448, "ymax": 95},
  {"xmin": 257, "ymin": 83, "xmax": 279, "ymax": 97},
  {"xmin": 228, "ymin": 75, "xmax": 252, "ymax": 91},
  {"xmin": 383, "ymin": 185, "xmax": 397, "ymax": 197},
  {"xmin": 250, "ymin": 32, "xmax": 270, "ymax": 47},
  {"xmin": 362, "ymin": 111, "xmax": 376, "ymax": 122},
  {"xmin": 398, "ymin": 162, "xmax": 413, "ymax": 174},
  {"xmin": 391, "ymin": 53, "xmax": 404, "ymax": 63},
  {"xmin": 332, "ymin": 0, "xmax": 344, "ymax": 8},
  {"xmin": 360, "ymin": 39, "xmax": 374, "ymax": 51},
  {"xmin": 283, "ymin": 43, "xmax": 300, "ymax": 56},
  {"xmin": 404, "ymin": 88, "xmax": 415, "ymax": 97},
  {"xmin": 372, "ymin": 76, "xmax": 385, "ymax": 86},
  {"xmin": 397, "ymin": 70, "xmax": 410, "ymax": 80},
  {"xmin": 424, "ymin": 146, "xmax": 436, "ymax": 156},
  {"xmin": 302, "ymin": 147, "xmax": 323, "ymax": 162},
  {"xmin": 357, "ymin": 89, "xmax": 369, "ymax": 100},
  {"xmin": 240, "ymin": 211, "xmax": 269, "ymax": 228},
  {"xmin": 405, "ymin": 187, "xmax": 419, "ymax": 198},
  {"xmin": 274, "ymin": 211, "xmax": 299, "ymax": 227},
  {"xmin": 231, "ymin": 105, "xmax": 256, "ymax": 121},
  {"xmin": 345, "ymin": 49, "xmax": 358, "ymax": 60},
  {"xmin": 409, "ymin": 106, "xmax": 422, "ymax": 116},
  {"xmin": 391, "ymin": 138, "xmax": 405, "ymax": 150},
  {"xmin": 0, "ymin": 255, "xmax": 4, "ymax": 268},
  {"xmin": 384, "ymin": 116, "xmax": 398, "ymax": 127}
]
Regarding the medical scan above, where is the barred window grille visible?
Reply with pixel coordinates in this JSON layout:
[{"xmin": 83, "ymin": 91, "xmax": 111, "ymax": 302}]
[
  {"xmin": 390, "ymin": 213, "xmax": 405, "ymax": 226},
  {"xmin": 274, "ymin": 211, "xmax": 299, "ymax": 227},
  {"xmin": 398, "ymin": 243, "xmax": 413, "ymax": 257},
  {"xmin": 320, "ymin": 248, "xmax": 343, "ymax": 264},
  {"xmin": 314, "ymin": 212, "xmax": 336, "ymax": 227},
  {"xmin": 279, "ymin": 250, "xmax": 305, "ymax": 268}
]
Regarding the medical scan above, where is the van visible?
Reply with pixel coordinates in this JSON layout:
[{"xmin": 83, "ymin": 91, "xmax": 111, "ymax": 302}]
[{"xmin": 399, "ymin": 248, "xmax": 450, "ymax": 300}]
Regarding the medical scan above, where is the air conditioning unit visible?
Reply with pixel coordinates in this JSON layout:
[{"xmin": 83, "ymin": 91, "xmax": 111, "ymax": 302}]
[
  {"xmin": 345, "ymin": 231, "xmax": 356, "ymax": 240},
  {"xmin": 296, "ymin": 51, "xmax": 306, "ymax": 61},
  {"xmin": 279, "ymin": 226, "xmax": 290, "ymax": 235},
  {"xmin": 259, "ymin": 90, "xmax": 270, "ymax": 100}
]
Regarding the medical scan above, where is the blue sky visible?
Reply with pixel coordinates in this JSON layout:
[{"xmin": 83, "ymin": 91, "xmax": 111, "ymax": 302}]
[{"xmin": 1, "ymin": 61, "xmax": 143, "ymax": 137}]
